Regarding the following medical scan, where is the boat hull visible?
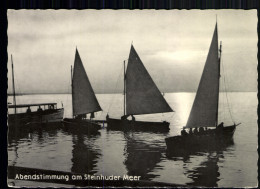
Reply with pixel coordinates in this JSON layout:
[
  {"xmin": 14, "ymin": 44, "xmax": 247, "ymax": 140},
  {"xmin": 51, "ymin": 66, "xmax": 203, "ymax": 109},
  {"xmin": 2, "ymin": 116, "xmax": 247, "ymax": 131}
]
[
  {"xmin": 165, "ymin": 125, "xmax": 236, "ymax": 154},
  {"xmin": 107, "ymin": 117, "xmax": 170, "ymax": 133},
  {"xmin": 63, "ymin": 118, "xmax": 101, "ymax": 134},
  {"xmin": 8, "ymin": 108, "xmax": 64, "ymax": 126}
]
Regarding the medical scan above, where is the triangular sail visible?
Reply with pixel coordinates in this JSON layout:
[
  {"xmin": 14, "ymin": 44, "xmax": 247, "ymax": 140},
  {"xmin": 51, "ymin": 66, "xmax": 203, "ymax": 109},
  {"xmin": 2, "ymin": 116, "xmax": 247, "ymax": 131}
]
[
  {"xmin": 72, "ymin": 49, "xmax": 102, "ymax": 116},
  {"xmin": 186, "ymin": 23, "xmax": 220, "ymax": 128},
  {"xmin": 125, "ymin": 45, "xmax": 173, "ymax": 115}
]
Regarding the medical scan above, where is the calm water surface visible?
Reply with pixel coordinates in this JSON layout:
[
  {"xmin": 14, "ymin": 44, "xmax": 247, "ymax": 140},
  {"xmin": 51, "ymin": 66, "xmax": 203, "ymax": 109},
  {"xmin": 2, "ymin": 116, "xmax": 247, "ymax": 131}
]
[{"xmin": 8, "ymin": 92, "xmax": 257, "ymax": 187}]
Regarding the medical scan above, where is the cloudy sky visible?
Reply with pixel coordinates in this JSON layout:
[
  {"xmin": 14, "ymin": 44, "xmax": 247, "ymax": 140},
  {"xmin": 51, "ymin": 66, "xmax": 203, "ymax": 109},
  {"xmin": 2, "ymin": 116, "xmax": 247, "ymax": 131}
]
[{"xmin": 7, "ymin": 10, "xmax": 257, "ymax": 94}]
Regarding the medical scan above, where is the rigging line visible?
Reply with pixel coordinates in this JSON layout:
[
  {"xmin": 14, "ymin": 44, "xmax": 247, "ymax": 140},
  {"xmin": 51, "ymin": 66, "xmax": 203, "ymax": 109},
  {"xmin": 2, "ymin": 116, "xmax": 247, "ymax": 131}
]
[
  {"xmin": 220, "ymin": 60, "xmax": 225, "ymax": 121},
  {"xmin": 221, "ymin": 58, "xmax": 228, "ymax": 120},
  {"xmin": 220, "ymin": 67, "xmax": 227, "ymax": 121},
  {"xmin": 107, "ymin": 64, "xmax": 124, "ymax": 114},
  {"xmin": 219, "ymin": 72, "xmax": 223, "ymax": 121},
  {"xmin": 221, "ymin": 56, "xmax": 235, "ymax": 123},
  {"xmin": 221, "ymin": 78, "xmax": 228, "ymax": 122},
  {"xmin": 223, "ymin": 62, "xmax": 234, "ymax": 122},
  {"xmin": 225, "ymin": 61, "xmax": 234, "ymax": 120}
]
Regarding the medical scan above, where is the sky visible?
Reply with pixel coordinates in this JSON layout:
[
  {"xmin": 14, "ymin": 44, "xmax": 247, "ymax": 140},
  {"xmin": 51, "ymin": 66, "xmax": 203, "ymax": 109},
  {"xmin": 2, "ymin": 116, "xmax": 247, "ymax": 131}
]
[{"xmin": 7, "ymin": 10, "xmax": 257, "ymax": 94}]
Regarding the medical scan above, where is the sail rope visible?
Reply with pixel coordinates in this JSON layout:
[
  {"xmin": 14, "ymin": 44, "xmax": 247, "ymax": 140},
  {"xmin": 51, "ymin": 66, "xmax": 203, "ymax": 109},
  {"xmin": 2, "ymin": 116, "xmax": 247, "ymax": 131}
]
[
  {"xmin": 107, "ymin": 64, "xmax": 124, "ymax": 114},
  {"xmin": 221, "ymin": 56, "xmax": 235, "ymax": 123}
]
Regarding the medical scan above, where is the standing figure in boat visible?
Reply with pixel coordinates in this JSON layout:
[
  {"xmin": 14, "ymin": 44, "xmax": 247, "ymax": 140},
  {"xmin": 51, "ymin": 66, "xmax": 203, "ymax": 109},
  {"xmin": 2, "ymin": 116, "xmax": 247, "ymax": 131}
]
[
  {"xmin": 165, "ymin": 22, "xmax": 240, "ymax": 152},
  {"xmin": 63, "ymin": 48, "xmax": 102, "ymax": 133},
  {"xmin": 107, "ymin": 45, "xmax": 174, "ymax": 132}
]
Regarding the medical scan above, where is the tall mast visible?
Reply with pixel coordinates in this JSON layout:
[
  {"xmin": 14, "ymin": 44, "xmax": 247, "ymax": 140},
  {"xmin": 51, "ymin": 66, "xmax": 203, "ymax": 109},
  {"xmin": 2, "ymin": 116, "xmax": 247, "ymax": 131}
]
[
  {"xmin": 123, "ymin": 60, "xmax": 126, "ymax": 116},
  {"xmin": 11, "ymin": 55, "xmax": 17, "ymax": 114},
  {"xmin": 216, "ymin": 41, "xmax": 222, "ymax": 127},
  {"xmin": 71, "ymin": 65, "xmax": 74, "ymax": 118}
]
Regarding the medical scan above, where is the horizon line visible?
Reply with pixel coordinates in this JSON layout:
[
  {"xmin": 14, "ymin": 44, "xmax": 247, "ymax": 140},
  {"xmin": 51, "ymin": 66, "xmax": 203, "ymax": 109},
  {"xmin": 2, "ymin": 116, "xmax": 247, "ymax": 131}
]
[{"xmin": 7, "ymin": 90, "xmax": 257, "ymax": 95}]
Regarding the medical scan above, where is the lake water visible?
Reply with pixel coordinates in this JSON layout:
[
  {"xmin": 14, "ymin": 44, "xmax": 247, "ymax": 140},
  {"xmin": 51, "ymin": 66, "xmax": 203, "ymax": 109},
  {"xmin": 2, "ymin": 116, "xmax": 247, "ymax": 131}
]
[{"xmin": 7, "ymin": 92, "xmax": 257, "ymax": 187}]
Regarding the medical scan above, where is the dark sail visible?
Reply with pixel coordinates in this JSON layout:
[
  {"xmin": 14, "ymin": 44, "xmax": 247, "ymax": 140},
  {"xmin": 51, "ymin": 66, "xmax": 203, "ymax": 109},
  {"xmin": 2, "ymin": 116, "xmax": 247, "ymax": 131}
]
[
  {"xmin": 125, "ymin": 45, "xmax": 173, "ymax": 115},
  {"xmin": 72, "ymin": 49, "xmax": 102, "ymax": 116},
  {"xmin": 186, "ymin": 23, "xmax": 219, "ymax": 128}
]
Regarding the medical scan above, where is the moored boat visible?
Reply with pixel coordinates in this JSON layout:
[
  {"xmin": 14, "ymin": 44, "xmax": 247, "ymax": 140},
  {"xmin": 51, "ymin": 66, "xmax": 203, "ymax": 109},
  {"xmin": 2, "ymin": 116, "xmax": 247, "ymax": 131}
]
[
  {"xmin": 62, "ymin": 48, "xmax": 102, "ymax": 133},
  {"xmin": 106, "ymin": 45, "xmax": 173, "ymax": 133},
  {"xmin": 165, "ymin": 125, "xmax": 237, "ymax": 155},
  {"xmin": 165, "ymin": 22, "xmax": 240, "ymax": 152},
  {"xmin": 8, "ymin": 103, "xmax": 64, "ymax": 126}
]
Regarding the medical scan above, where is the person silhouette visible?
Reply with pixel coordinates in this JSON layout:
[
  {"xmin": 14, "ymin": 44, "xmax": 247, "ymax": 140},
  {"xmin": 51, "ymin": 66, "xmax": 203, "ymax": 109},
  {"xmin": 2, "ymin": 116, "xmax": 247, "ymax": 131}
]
[
  {"xmin": 181, "ymin": 128, "xmax": 188, "ymax": 136},
  {"xmin": 26, "ymin": 107, "xmax": 31, "ymax": 113},
  {"xmin": 131, "ymin": 115, "xmax": 135, "ymax": 121},
  {"xmin": 194, "ymin": 127, "xmax": 199, "ymax": 135}
]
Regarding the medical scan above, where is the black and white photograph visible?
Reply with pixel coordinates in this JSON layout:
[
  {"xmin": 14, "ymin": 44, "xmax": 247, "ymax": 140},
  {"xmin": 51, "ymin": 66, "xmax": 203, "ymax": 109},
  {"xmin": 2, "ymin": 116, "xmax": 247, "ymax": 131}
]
[{"xmin": 7, "ymin": 10, "xmax": 257, "ymax": 187}]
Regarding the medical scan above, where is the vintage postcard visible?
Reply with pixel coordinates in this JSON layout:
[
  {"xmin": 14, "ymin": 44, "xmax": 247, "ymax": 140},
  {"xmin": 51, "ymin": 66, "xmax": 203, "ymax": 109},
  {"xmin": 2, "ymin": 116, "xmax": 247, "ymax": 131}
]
[{"xmin": 7, "ymin": 10, "xmax": 257, "ymax": 187}]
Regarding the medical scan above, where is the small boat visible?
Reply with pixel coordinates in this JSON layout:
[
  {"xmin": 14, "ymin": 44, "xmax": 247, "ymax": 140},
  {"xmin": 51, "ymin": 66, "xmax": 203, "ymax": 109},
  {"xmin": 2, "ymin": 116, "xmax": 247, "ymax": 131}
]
[
  {"xmin": 165, "ymin": 23, "xmax": 240, "ymax": 152},
  {"xmin": 106, "ymin": 45, "xmax": 174, "ymax": 132},
  {"xmin": 63, "ymin": 48, "xmax": 102, "ymax": 133},
  {"xmin": 8, "ymin": 55, "xmax": 64, "ymax": 126}
]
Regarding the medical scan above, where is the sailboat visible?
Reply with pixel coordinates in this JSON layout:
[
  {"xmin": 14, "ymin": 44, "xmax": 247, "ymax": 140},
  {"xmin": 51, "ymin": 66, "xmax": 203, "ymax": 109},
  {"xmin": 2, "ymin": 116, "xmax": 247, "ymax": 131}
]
[
  {"xmin": 63, "ymin": 48, "xmax": 102, "ymax": 133},
  {"xmin": 8, "ymin": 55, "xmax": 64, "ymax": 126},
  {"xmin": 106, "ymin": 45, "xmax": 174, "ymax": 132},
  {"xmin": 165, "ymin": 23, "xmax": 240, "ymax": 152}
]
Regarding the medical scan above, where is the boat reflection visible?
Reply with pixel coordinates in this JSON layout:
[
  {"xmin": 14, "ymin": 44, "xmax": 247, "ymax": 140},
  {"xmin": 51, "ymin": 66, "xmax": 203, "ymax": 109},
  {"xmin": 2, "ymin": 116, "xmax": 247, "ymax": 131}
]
[
  {"xmin": 62, "ymin": 122, "xmax": 101, "ymax": 136},
  {"xmin": 166, "ymin": 138, "xmax": 234, "ymax": 158},
  {"xmin": 123, "ymin": 132, "xmax": 165, "ymax": 180},
  {"xmin": 8, "ymin": 122, "xmax": 64, "ymax": 169},
  {"xmin": 8, "ymin": 122, "xmax": 63, "ymax": 145},
  {"xmin": 69, "ymin": 130, "xmax": 101, "ymax": 175},
  {"xmin": 166, "ymin": 138, "xmax": 234, "ymax": 187},
  {"xmin": 185, "ymin": 152, "xmax": 222, "ymax": 187}
]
